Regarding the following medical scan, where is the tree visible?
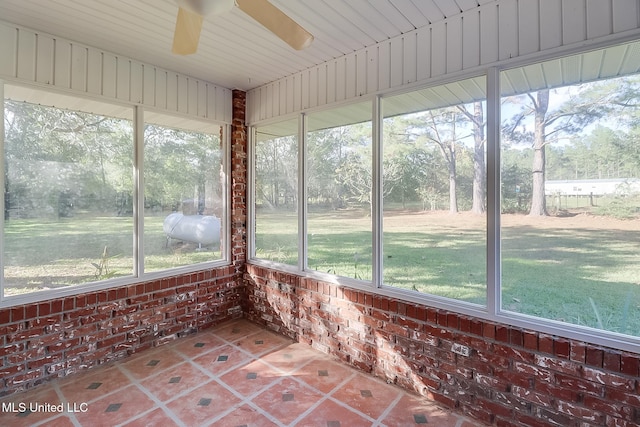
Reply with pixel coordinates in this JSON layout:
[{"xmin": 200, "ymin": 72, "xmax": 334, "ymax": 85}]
[
  {"xmin": 530, "ymin": 90, "xmax": 549, "ymax": 216},
  {"xmin": 308, "ymin": 121, "xmax": 373, "ymax": 213},
  {"xmin": 502, "ymin": 84, "xmax": 612, "ymax": 216},
  {"xmin": 4, "ymin": 100, "xmax": 133, "ymax": 218},
  {"xmin": 254, "ymin": 134, "xmax": 297, "ymax": 210},
  {"xmin": 144, "ymin": 124, "xmax": 221, "ymax": 214},
  {"xmin": 307, "ymin": 127, "xmax": 350, "ymax": 208},
  {"xmin": 421, "ymin": 108, "xmax": 464, "ymax": 213},
  {"xmin": 458, "ymin": 102, "xmax": 486, "ymax": 214}
]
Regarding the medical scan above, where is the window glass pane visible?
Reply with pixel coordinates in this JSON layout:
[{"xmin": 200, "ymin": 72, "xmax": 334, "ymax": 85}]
[
  {"xmin": 382, "ymin": 78, "xmax": 487, "ymax": 304},
  {"xmin": 144, "ymin": 113, "xmax": 223, "ymax": 272},
  {"xmin": 307, "ymin": 102, "xmax": 372, "ymax": 280},
  {"xmin": 500, "ymin": 42, "xmax": 640, "ymax": 336},
  {"xmin": 3, "ymin": 86, "xmax": 134, "ymax": 296},
  {"xmin": 254, "ymin": 119, "xmax": 298, "ymax": 266}
]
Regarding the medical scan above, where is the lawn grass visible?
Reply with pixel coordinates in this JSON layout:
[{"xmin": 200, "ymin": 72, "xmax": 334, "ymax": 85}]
[
  {"xmin": 4, "ymin": 208, "xmax": 638, "ymax": 336},
  {"xmin": 256, "ymin": 208, "xmax": 640, "ymax": 336},
  {"xmin": 3, "ymin": 214, "xmax": 219, "ymax": 295}
]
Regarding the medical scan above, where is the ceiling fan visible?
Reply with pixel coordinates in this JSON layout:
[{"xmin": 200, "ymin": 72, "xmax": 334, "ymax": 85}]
[{"xmin": 172, "ymin": 0, "xmax": 314, "ymax": 55}]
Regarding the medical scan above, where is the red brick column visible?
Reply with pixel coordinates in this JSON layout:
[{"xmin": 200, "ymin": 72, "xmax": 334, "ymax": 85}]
[{"xmin": 231, "ymin": 89, "xmax": 247, "ymax": 272}]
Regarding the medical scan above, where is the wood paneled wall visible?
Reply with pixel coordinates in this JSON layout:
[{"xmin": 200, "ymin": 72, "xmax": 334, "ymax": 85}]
[
  {"xmin": 247, "ymin": 0, "xmax": 640, "ymax": 125},
  {"xmin": 0, "ymin": 21, "xmax": 232, "ymax": 123}
]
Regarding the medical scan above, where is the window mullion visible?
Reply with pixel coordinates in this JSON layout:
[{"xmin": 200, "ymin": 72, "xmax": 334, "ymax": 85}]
[
  {"xmin": 134, "ymin": 106, "xmax": 144, "ymax": 277},
  {"xmin": 486, "ymin": 67, "xmax": 501, "ymax": 317},
  {"xmin": 372, "ymin": 95, "xmax": 383, "ymax": 288},
  {"xmin": 247, "ymin": 126, "xmax": 256, "ymax": 261},
  {"xmin": 299, "ymin": 113, "xmax": 307, "ymax": 272}
]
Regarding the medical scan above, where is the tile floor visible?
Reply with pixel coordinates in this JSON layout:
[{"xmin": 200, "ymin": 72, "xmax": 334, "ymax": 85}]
[{"xmin": 0, "ymin": 319, "xmax": 485, "ymax": 426}]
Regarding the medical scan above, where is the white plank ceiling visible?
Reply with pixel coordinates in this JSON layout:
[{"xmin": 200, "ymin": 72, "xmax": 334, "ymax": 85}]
[{"xmin": 0, "ymin": 0, "xmax": 494, "ymax": 91}]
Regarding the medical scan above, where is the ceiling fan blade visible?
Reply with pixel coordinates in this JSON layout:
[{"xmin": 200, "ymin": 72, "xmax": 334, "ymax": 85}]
[
  {"xmin": 236, "ymin": 0, "xmax": 313, "ymax": 50},
  {"xmin": 172, "ymin": 7, "xmax": 203, "ymax": 55}
]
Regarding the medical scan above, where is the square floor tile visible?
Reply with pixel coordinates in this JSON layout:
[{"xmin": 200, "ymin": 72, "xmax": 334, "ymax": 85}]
[
  {"xmin": 331, "ymin": 373, "xmax": 401, "ymax": 419},
  {"xmin": 119, "ymin": 347, "xmax": 186, "ymax": 380},
  {"xmin": 139, "ymin": 362, "xmax": 212, "ymax": 402},
  {"xmin": 252, "ymin": 378, "xmax": 323, "ymax": 425},
  {"xmin": 0, "ymin": 385, "xmax": 62, "ymax": 427},
  {"xmin": 380, "ymin": 393, "xmax": 463, "ymax": 427},
  {"xmin": 212, "ymin": 320, "xmax": 265, "ymax": 342},
  {"xmin": 169, "ymin": 333, "xmax": 225, "ymax": 358},
  {"xmin": 74, "ymin": 384, "xmax": 156, "ymax": 426},
  {"xmin": 233, "ymin": 331, "xmax": 291, "ymax": 355},
  {"xmin": 211, "ymin": 404, "xmax": 279, "ymax": 427},
  {"xmin": 119, "ymin": 408, "xmax": 181, "ymax": 427},
  {"xmin": 219, "ymin": 360, "xmax": 283, "ymax": 397},
  {"xmin": 30, "ymin": 415, "xmax": 76, "ymax": 427},
  {"xmin": 166, "ymin": 380, "xmax": 241, "ymax": 426},
  {"xmin": 294, "ymin": 359, "xmax": 355, "ymax": 394},
  {"xmin": 58, "ymin": 365, "xmax": 131, "ymax": 404},
  {"xmin": 192, "ymin": 344, "xmax": 252, "ymax": 376},
  {"xmin": 259, "ymin": 342, "xmax": 320, "ymax": 373},
  {"xmin": 297, "ymin": 399, "xmax": 373, "ymax": 427}
]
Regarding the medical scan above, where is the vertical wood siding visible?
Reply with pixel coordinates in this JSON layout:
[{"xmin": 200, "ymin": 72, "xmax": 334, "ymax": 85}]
[
  {"xmin": 0, "ymin": 21, "xmax": 232, "ymax": 123},
  {"xmin": 247, "ymin": 0, "xmax": 640, "ymax": 125}
]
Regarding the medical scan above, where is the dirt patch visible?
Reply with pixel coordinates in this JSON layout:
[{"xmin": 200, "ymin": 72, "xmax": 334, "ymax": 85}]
[
  {"xmin": 502, "ymin": 211, "xmax": 639, "ymax": 231},
  {"xmin": 385, "ymin": 209, "xmax": 639, "ymax": 232}
]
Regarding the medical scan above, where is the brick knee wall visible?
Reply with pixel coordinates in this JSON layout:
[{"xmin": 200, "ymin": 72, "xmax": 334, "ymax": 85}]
[
  {"xmin": 244, "ymin": 264, "xmax": 640, "ymax": 427},
  {"xmin": 0, "ymin": 266, "xmax": 244, "ymax": 397}
]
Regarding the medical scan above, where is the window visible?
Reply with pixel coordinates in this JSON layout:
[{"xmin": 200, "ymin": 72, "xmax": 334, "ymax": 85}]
[
  {"xmin": 250, "ymin": 39, "xmax": 640, "ymax": 349},
  {"xmin": 3, "ymin": 87, "xmax": 134, "ymax": 297},
  {"xmin": 382, "ymin": 78, "xmax": 487, "ymax": 304},
  {"xmin": 307, "ymin": 103, "xmax": 372, "ymax": 280},
  {"xmin": 143, "ymin": 113, "xmax": 224, "ymax": 272},
  {"xmin": 500, "ymin": 59, "xmax": 640, "ymax": 337},
  {"xmin": 254, "ymin": 118, "xmax": 299, "ymax": 266},
  {"xmin": 2, "ymin": 84, "xmax": 228, "ymax": 302}
]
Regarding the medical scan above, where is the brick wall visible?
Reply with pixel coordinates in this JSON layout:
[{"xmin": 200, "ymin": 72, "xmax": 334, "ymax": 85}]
[
  {"xmin": 244, "ymin": 264, "xmax": 640, "ymax": 427},
  {"xmin": 0, "ymin": 267, "xmax": 243, "ymax": 396}
]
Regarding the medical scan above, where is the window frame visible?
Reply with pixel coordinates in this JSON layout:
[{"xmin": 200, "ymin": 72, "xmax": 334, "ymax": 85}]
[
  {"xmin": 248, "ymin": 42, "xmax": 640, "ymax": 353},
  {"xmin": 305, "ymin": 102, "xmax": 374, "ymax": 281},
  {"xmin": 0, "ymin": 82, "xmax": 231, "ymax": 307}
]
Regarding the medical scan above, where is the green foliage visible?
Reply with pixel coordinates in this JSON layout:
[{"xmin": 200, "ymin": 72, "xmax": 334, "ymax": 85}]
[
  {"xmin": 587, "ymin": 292, "xmax": 634, "ymax": 334},
  {"xmin": 144, "ymin": 124, "xmax": 221, "ymax": 212},
  {"xmin": 500, "ymin": 164, "xmax": 531, "ymax": 214},
  {"xmin": 91, "ymin": 245, "xmax": 120, "ymax": 279},
  {"xmin": 4, "ymin": 101, "xmax": 134, "ymax": 219}
]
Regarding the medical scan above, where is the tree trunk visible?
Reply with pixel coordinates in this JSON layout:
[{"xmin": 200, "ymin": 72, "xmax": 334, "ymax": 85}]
[
  {"xmin": 529, "ymin": 90, "xmax": 549, "ymax": 216},
  {"xmin": 471, "ymin": 102, "xmax": 486, "ymax": 214},
  {"xmin": 449, "ymin": 143, "xmax": 458, "ymax": 214}
]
